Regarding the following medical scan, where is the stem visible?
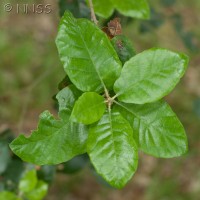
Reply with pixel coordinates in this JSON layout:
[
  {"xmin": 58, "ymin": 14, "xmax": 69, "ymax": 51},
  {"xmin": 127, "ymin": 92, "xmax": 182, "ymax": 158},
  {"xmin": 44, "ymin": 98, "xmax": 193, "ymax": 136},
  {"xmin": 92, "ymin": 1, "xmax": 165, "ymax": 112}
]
[
  {"xmin": 88, "ymin": 0, "xmax": 98, "ymax": 25},
  {"xmin": 104, "ymin": 87, "xmax": 109, "ymax": 99},
  {"xmin": 111, "ymin": 94, "xmax": 118, "ymax": 101}
]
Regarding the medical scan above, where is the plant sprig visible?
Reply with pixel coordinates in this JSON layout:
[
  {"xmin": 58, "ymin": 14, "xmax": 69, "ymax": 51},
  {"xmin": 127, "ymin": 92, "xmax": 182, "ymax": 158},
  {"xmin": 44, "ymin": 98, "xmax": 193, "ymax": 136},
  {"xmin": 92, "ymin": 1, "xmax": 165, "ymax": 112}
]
[{"xmin": 10, "ymin": 11, "xmax": 189, "ymax": 189}]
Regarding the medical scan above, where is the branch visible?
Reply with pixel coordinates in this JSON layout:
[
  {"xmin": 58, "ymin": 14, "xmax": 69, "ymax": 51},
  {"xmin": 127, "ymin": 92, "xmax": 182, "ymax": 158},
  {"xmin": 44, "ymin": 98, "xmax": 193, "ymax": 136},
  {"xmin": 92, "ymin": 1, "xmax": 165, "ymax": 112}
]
[{"xmin": 88, "ymin": 0, "xmax": 98, "ymax": 25}]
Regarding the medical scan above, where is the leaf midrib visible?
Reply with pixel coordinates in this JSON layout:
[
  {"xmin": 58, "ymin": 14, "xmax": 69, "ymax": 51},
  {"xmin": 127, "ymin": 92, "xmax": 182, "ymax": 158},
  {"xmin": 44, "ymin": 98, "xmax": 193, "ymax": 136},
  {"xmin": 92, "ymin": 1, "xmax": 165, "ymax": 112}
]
[
  {"xmin": 115, "ymin": 101, "xmax": 165, "ymax": 138},
  {"xmin": 107, "ymin": 111, "xmax": 124, "ymax": 178},
  {"xmin": 115, "ymin": 101, "xmax": 150, "ymax": 128},
  {"xmin": 77, "ymin": 21, "xmax": 107, "ymax": 91},
  {"xmin": 115, "ymin": 59, "xmax": 183, "ymax": 98},
  {"xmin": 116, "ymin": 101, "xmax": 185, "ymax": 139}
]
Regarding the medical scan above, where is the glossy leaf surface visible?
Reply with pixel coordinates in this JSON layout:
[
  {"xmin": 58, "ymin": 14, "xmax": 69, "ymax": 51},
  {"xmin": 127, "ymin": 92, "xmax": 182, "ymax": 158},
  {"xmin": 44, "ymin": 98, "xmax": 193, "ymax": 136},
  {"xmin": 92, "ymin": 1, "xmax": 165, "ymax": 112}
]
[
  {"xmin": 56, "ymin": 12, "xmax": 122, "ymax": 92},
  {"xmin": 90, "ymin": 0, "xmax": 114, "ymax": 18},
  {"xmin": 90, "ymin": 0, "xmax": 150, "ymax": 19},
  {"xmin": 71, "ymin": 92, "xmax": 106, "ymax": 124},
  {"xmin": 10, "ymin": 86, "xmax": 88, "ymax": 165},
  {"xmin": 10, "ymin": 110, "xmax": 88, "ymax": 165},
  {"xmin": 114, "ymin": 48, "xmax": 189, "ymax": 104},
  {"xmin": 112, "ymin": 0, "xmax": 150, "ymax": 19},
  {"xmin": 114, "ymin": 101, "xmax": 188, "ymax": 158},
  {"xmin": 87, "ymin": 111, "xmax": 138, "ymax": 188}
]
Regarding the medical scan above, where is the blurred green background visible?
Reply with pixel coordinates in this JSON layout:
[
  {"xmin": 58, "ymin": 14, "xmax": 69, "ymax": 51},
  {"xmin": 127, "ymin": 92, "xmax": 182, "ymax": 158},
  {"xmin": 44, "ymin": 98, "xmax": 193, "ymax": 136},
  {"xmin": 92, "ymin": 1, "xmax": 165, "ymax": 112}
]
[{"xmin": 0, "ymin": 0, "xmax": 200, "ymax": 199}]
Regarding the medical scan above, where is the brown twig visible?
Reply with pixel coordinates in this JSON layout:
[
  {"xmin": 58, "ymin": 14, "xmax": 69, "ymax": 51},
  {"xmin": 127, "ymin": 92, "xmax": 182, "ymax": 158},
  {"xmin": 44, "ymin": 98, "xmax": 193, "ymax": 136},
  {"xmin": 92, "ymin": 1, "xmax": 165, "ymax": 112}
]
[{"xmin": 88, "ymin": 0, "xmax": 98, "ymax": 25}]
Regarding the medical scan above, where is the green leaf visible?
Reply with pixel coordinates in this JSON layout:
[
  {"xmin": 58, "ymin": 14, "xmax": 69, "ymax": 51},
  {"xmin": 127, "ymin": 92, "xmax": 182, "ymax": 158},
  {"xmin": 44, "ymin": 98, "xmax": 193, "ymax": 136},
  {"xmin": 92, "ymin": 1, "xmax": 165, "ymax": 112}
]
[
  {"xmin": 0, "ymin": 141, "xmax": 11, "ymax": 174},
  {"xmin": 2, "ymin": 158, "xmax": 24, "ymax": 186},
  {"xmin": 87, "ymin": 111, "xmax": 138, "ymax": 188},
  {"xmin": 111, "ymin": 0, "xmax": 150, "ymax": 19},
  {"xmin": 59, "ymin": 0, "xmax": 90, "ymax": 18},
  {"xmin": 111, "ymin": 35, "xmax": 136, "ymax": 65},
  {"xmin": 59, "ymin": 0, "xmax": 78, "ymax": 17},
  {"xmin": 56, "ymin": 12, "xmax": 122, "ymax": 93},
  {"xmin": 114, "ymin": 101, "xmax": 188, "ymax": 158},
  {"xmin": 10, "ymin": 86, "xmax": 87, "ymax": 165},
  {"xmin": 37, "ymin": 165, "xmax": 56, "ymax": 184},
  {"xmin": 87, "ymin": 0, "xmax": 150, "ymax": 19},
  {"xmin": 0, "ymin": 191, "xmax": 21, "ymax": 200},
  {"xmin": 24, "ymin": 181, "xmax": 48, "ymax": 200},
  {"xmin": 114, "ymin": 48, "xmax": 189, "ymax": 104},
  {"xmin": 71, "ymin": 92, "xmax": 106, "ymax": 124},
  {"xmin": 58, "ymin": 154, "xmax": 88, "ymax": 174},
  {"xmin": 56, "ymin": 84, "xmax": 82, "ymax": 118},
  {"xmin": 88, "ymin": 0, "xmax": 114, "ymax": 18},
  {"xmin": 9, "ymin": 110, "xmax": 88, "ymax": 165},
  {"xmin": 19, "ymin": 169, "xmax": 37, "ymax": 193},
  {"xmin": 18, "ymin": 169, "xmax": 48, "ymax": 200}
]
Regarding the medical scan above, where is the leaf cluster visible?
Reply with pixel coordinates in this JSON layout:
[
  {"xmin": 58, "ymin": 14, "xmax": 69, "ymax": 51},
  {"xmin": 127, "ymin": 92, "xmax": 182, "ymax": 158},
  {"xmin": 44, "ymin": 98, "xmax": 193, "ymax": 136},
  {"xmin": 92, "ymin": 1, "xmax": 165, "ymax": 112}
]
[
  {"xmin": 0, "ymin": 168, "xmax": 48, "ymax": 200},
  {"xmin": 10, "ymin": 12, "xmax": 189, "ymax": 188}
]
